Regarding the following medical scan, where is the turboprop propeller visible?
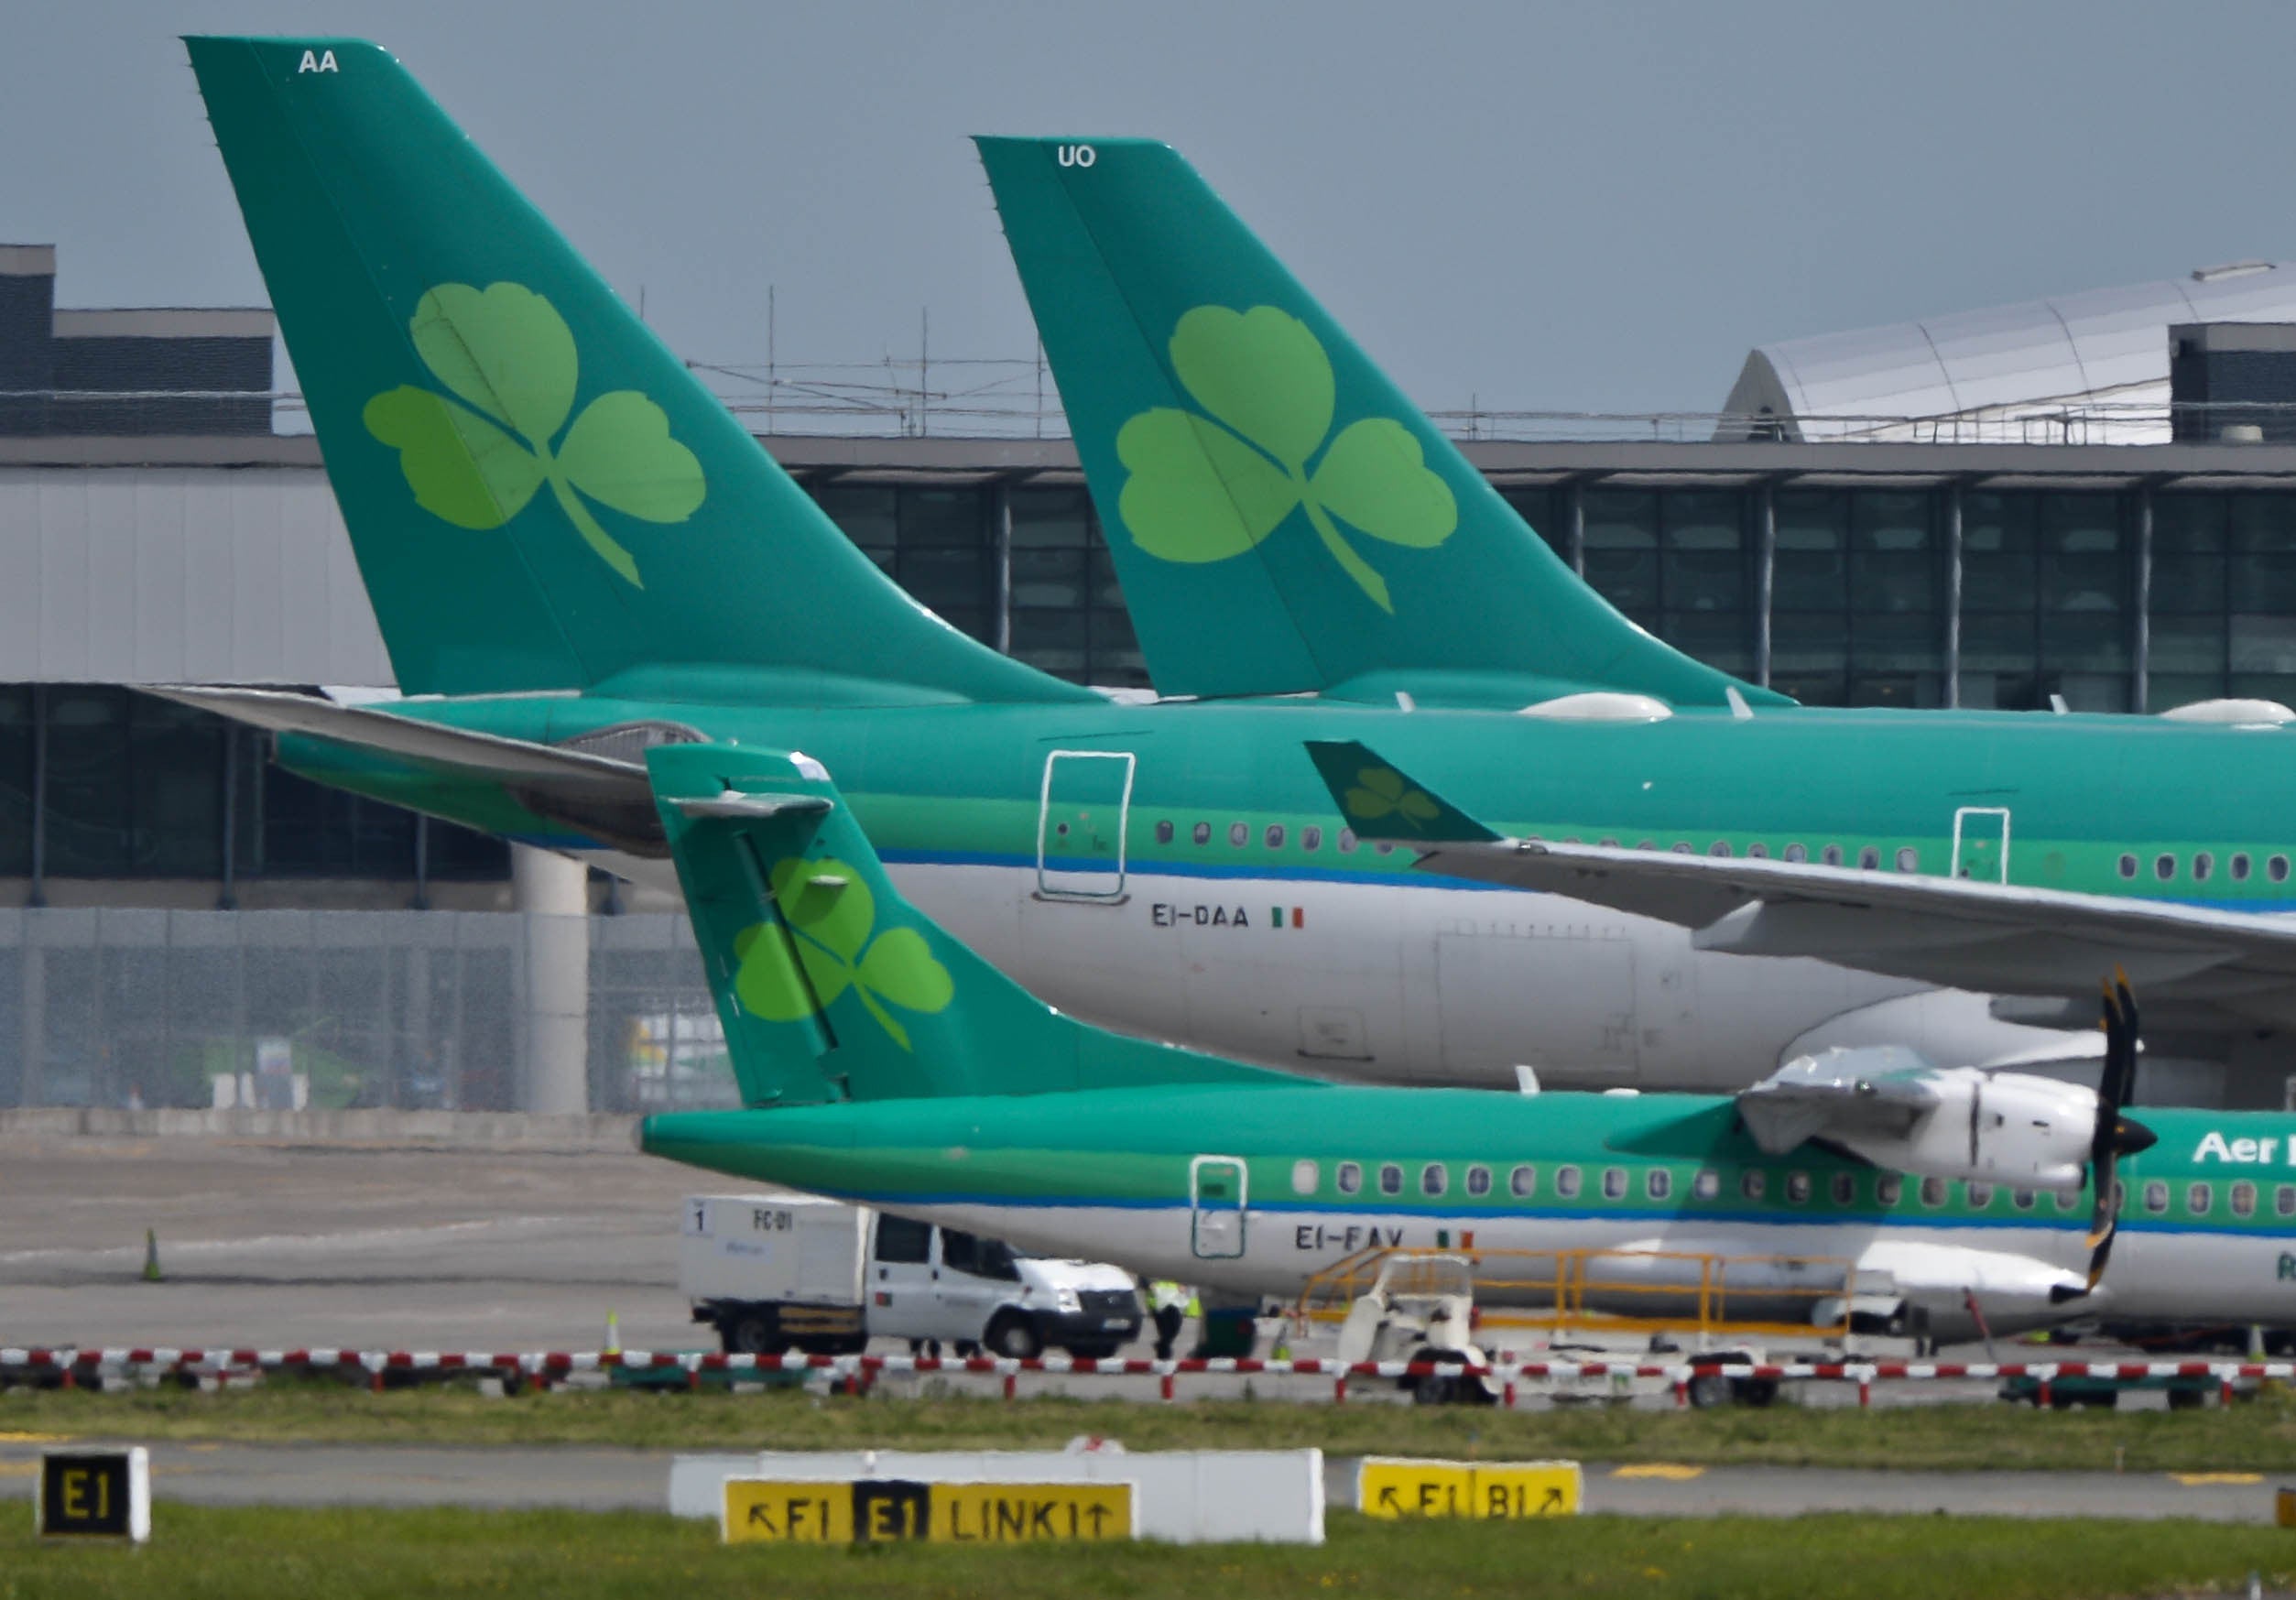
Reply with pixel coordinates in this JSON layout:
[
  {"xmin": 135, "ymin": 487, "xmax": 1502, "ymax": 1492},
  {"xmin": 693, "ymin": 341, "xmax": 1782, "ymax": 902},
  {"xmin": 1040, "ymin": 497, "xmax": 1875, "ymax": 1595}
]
[{"xmin": 2075, "ymin": 971, "xmax": 2154, "ymax": 1294}]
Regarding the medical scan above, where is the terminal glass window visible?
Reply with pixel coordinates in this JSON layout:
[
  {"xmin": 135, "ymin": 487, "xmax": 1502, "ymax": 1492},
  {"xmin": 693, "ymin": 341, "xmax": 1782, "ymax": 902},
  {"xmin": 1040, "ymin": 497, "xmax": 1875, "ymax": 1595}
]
[
  {"xmin": 0, "ymin": 687, "xmax": 31, "ymax": 875},
  {"xmin": 1770, "ymin": 489, "xmax": 1849, "ymax": 703},
  {"xmin": 1581, "ymin": 489, "xmax": 1658, "ymax": 626},
  {"xmin": 1007, "ymin": 486, "xmax": 1148, "ymax": 688},
  {"xmin": 2230, "ymin": 492, "xmax": 2296, "ymax": 706},
  {"xmin": 1847, "ymin": 491, "xmax": 1943, "ymax": 707},
  {"xmin": 1962, "ymin": 493, "xmax": 2041, "ymax": 709},
  {"xmin": 813, "ymin": 483, "xmax": 996, "ymax": 654},
  {"xmin": 2151, "ymin": 493, "xmax": 2230, "ymax": 709},
  {"xmin": 2039, "ymin": 492, "xmax": 2131, "ymax": 711},
  {"xmin": 42, "ymin": 688, "xmax": 224, "ymax": 877}
]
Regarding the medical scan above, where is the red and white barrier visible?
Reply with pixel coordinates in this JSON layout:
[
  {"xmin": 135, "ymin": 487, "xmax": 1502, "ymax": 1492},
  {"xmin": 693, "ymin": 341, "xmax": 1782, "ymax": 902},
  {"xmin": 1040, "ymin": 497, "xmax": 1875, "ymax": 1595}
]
[{"xmin": 2, "ymin": 1344, "xmax": 2288, "ymax": 1405}]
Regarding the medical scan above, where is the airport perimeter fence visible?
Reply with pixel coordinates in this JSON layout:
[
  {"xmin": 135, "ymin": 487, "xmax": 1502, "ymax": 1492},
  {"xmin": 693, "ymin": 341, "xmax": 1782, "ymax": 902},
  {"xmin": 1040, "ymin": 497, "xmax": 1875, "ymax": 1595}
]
[
  {"xmin": 0, "ymin": 908, "xmax": 728, "ymax": 1115},
  {"xmin": 1, "ymin": 1345, "xmax": 2286, "ymax": 1410}
]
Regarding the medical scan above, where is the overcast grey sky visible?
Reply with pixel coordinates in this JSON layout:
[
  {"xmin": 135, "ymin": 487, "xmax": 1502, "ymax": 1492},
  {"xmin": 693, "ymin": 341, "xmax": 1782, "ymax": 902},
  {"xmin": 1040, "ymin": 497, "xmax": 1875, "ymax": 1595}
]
[{"xmin": 4, "ymin": 1, "xmax": 2291, "ymax": 416}]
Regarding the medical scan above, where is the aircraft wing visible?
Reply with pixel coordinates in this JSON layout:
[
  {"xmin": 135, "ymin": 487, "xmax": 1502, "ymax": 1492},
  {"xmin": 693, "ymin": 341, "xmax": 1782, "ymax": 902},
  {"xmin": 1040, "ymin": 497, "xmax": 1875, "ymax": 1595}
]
[
  {"xmin": 146, "ymin": 687, "xmax": 648, "ymax": 795},
  {"xmin": 1306, "ymin": 738, "xmax": 2296, "ymax": 1028}
]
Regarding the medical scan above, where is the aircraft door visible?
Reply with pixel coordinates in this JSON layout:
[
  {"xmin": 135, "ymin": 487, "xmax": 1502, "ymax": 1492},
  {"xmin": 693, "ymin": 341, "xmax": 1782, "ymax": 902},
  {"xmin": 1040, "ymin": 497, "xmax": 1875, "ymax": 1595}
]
[
  {"xmin": 1037, "ymin": 750, "xmax": 1136, "ymax": 900},
  {"xmin": 1190, "ymin": 1154, "xmax": 1248, "ymax": 1259},
  {"xmin": 1951, "ymin": 807, "xmax": 2011, "ymax": 883}
]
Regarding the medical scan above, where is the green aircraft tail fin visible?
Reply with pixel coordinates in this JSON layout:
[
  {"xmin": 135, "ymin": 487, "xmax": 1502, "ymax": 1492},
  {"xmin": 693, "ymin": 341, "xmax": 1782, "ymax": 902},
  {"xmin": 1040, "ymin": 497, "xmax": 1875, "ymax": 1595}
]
[
  {"xmin": 976, "ymin": 136, "xmax": 1784, "ymax": 710},
  {"xmin": 184, "ymin": 38, "xmax": 1083, "ymax": 709},
  {"xmin": 649, "ymin": 743, "xmax": 1295, "ymax": 1108},
  {"xmin": 1304, "ymin": 740, "xmax": 1499, "ymax": 844}
]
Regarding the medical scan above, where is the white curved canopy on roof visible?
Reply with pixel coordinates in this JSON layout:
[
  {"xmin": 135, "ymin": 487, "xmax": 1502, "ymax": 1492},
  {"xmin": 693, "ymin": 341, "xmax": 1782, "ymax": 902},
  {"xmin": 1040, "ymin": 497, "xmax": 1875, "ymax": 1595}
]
[{"xmin": 1721, "ymin": 262, "xmax": 2296, "ymax": 442}]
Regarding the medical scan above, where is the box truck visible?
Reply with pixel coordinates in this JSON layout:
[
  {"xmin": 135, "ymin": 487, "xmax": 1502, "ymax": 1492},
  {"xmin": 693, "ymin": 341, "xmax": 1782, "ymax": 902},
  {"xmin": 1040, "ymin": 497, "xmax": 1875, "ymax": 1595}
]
[{"xmin": 680, "ymin": 1193, "xmax": 1145, "ymax": 1359}]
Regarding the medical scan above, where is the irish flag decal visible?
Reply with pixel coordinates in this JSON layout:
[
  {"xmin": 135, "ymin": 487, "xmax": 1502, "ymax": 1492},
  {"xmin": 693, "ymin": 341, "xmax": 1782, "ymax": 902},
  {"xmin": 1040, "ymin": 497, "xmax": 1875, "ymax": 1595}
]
[{"xmin": 1270, "ymin": 905, "xmax": 1305, "ymax": 931}]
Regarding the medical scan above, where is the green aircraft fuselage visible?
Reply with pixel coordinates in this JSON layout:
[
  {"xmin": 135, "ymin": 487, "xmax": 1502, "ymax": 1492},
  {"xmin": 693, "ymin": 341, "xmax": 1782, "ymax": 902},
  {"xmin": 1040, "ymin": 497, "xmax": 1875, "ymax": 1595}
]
[{"xmin": 295, "ymin": 689, "xmax": 2296, "ymax": 909}]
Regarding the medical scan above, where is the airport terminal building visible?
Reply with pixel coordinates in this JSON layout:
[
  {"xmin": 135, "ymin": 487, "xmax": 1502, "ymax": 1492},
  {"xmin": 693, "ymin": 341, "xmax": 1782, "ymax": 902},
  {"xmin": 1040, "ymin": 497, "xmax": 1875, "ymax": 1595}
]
[{"xmin": 10, "ymin": 241, "xmax": 2296, "ymax": 1113}]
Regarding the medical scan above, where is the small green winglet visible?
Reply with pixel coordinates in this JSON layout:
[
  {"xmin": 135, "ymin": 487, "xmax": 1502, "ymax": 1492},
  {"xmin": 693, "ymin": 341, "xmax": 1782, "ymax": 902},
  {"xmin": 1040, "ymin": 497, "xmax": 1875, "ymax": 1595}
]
[{"xmin": 1303, "ymin": 740, "xmax": 1499, "ymax": 844}]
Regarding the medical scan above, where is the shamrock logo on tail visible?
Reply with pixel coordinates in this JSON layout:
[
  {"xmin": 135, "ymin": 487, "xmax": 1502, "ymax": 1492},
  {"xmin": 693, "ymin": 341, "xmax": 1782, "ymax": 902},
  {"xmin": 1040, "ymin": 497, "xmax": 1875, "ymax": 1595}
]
[
  {"xmin": 363, "ymin": 283, "xmax": 705, "ymax": 589},
  {"xmin": 730, "ymin": 856, "xmax": 953, "ymax": 1050},
  {"xmin": 1344, "ymin": 767, "xmax": 1440, "ymax": 833},
  {"xmin": 1115, "ymin": 305, "xmax": 1457, "ymax": 612}
]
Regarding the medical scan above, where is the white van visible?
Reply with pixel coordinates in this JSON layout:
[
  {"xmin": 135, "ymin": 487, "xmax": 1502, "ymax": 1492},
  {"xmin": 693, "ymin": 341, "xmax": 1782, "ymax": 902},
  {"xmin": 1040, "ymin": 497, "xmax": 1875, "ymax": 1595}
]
[{"xmin": 680, "ymin": 1193, "xmax": 1143, "ymax": 1359}]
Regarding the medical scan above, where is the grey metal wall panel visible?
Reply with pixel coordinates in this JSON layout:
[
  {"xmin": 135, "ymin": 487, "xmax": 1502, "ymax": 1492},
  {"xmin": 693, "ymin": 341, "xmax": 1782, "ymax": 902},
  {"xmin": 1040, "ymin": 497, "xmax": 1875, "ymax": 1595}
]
[{"xmin": 0, "ymin": 467, "xmax": 392, "ymax": 686}]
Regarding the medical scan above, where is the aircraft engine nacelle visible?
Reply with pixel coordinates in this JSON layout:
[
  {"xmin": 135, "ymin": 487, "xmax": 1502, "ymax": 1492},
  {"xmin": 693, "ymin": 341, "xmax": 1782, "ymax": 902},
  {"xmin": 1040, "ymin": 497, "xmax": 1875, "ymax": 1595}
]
[{"xmin": 1835, "ymin": 1069, "xmax": 2098, "ymax": 1192}]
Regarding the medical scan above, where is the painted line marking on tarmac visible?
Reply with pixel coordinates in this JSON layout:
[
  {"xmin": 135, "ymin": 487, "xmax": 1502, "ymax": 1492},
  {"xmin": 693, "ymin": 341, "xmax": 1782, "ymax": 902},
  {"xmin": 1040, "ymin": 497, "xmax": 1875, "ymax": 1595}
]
[
  {"xmin": 2170, "ymin": 1473, "xmax": 2264, "ymax": 1486},
  {"xmin": 0, "ymin": 1432, "xmax": 67, "ymax": 1443},
  {"xmin": 1613, "ymin": 1464, "xmax": 1706, "ymax": 1480}
]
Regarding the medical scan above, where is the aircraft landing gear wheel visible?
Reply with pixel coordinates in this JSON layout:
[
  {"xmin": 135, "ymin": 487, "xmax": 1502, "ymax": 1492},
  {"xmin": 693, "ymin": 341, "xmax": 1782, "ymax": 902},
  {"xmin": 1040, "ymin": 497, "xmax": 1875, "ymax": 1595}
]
[{"xmin": 986, "ymin": 1314, "xmax": 1043, "ymax": 1361}]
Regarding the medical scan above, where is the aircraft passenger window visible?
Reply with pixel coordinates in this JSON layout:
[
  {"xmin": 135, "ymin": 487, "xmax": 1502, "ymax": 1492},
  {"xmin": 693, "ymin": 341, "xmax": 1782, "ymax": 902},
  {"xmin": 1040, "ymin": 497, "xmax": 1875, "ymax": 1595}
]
[
  {"xmin": 1302, "ymin": 826, "xmax": 1322, "ymax": 852},
  {"xmin": 1857, "ymin": 846, "xmax": 1881, "ymax": 870},
  {"xmin": 1602, "ymin": 1167, "xmax": 1628, "ymax": 1201},
  {"xmin": 2195, "ymin": 852, "xmax": 2214, "ymax": 882},
  {"xmin": 2012, "ymin": 1189, "xmax": 2035, "ymax": 1211},
  {"xmin": 1822, "ymin": 845, "xmax": 1844, "ymax": 866},
  {"xmin": 2233, "ymin": 853, "xmax": 2253, "ymax": 881},
  {"xmin": 875, "ymin": 1215, "xmax": 931, "ymax": 1264},
  {"xmin": 1741, "ymin": 1170, "xmax": 1766, "ymax": 1202},
  {"xmin": 1154, "ymin": 821, "xmax": 1174, "ymax": 845},
  {"xmin": 1229, "ymin": 822, "xmax": 1248, "ymax": 847},
  {"xmin": 2112, "ymin": 1179, "xmax": 2127, "ymax": 1214},
  {"xmin": 1421, "ymin": 1163, "xmax": 1447, "ymax": 1197},
  {"xmin": 1509, "ymin": 1165, "xmax": 1537, "ymax": 1198},
  {"xmin": 1291, "ymin": 1159, "xmax": 1320, "ymax": 1196},
  {"xmin": 1708, "ymin": 841, "xmax": 1733, "ymax": 857},
  {"xmin": 1465, "ymin": 1164, "xmax": 1491, "ymax": 1197},
  {"xmin": 1338, "ymin": 829, "xmax": 1357, "ymax": 853},
  {"xmin": 2233, "ymin": 1181, "xmax": 2257, "ymax": 1217},
  {"xmin": 1895, "ymin": 847, "xmax": 1919, "ymax": 872},
  {"xmin": 1786, "ymin": 1172, "xmax": 1812, "ymax": 1203},
  {"xmin": 1831, "ymin": 1172, "xmax": 1855, "ymax": 1205},
  {"xmin": 2278, "ymin": 1185, "xmax": 2296, "ymax": 1218},
  {"xmin": 1920, "ymin": 1176, "xmax": 1947, "ymax": 1207},
  {"xmin": 2156, "ymin": 854, "xmax": 2176, "ymax": 881},
  {"xmin": 1647, "ymin": 1168, "xmax": 1672, "ymax": 1201},
  {"xmin": 2057, "ymin": 1188, "xmax": 2082, "ymax": 1213},
  {"xmin": 1746, "ymin": 843, "xmax": 1768, "ymax": 859},
  {"xmin": 1693, "ymin": 1169, "xmax": 1720, "ymax": 1200},
  {"xmin": 2273, "ymin": 855, "xmax": 2291, "ymax": 884},
  {"xmin": 1784, "ymin": 844, "xmax": 1808, "ymax": 863},
  {"xmin": 1637, "ymin": 840, "xmax": 1657, "ymax": 850},
  {"xmin": 2143, "ymin": 1180, "xmax": 2168, "ymax": 1214},
  {"xmin": 1266, "ymin": 824, "xmax": 1286, "ymax": 849},
  {"xmin": 2188, "ymin": 1181, "xmax": 2214, "ymax": 1215},
  {"xmin": 1555, "ymin": 1165, "xmax": 1583, "ymax": 1199},
  {"xmin": 1378, "ymin": 1163, "xmax": 1403, "ymax": 1196},
  {"xmin": 1877, "ymin": 1175, "xmax": 1902, "ymax": 1206},
  {"xmin": 1192, "ymin": 822, "xmax": 1211, "ymax": 845},
  {"xmin": 1966, "ymin": 1181, "xmax": 1993, "ymax": 1208},
  {"xmin": 1377, "ymin": 842, "xmax": 1395, "ymax": 854},
  {"xmin": 2117, "ymin": 854, "xmax": 2138, "ymax": 879},
  {"xmin": 1671, "ymin": 842, "xmax": 1694, "ymax": 854},
  {"xmin": 1337, "ymin": 1161, "xmax": 1362, "ymax": 1195},
  {"xmin": 1598, "ymin": 837, "xmax": 1619, "ymax": 848}
]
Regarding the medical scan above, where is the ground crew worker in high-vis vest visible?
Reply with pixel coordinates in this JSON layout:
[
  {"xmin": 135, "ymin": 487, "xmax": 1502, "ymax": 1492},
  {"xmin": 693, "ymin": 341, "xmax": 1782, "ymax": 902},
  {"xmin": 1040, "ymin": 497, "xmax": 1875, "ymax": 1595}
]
[{"xmin": 1148, "ymin": 1279, "xmax": 1191, "ymax": 1360}]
